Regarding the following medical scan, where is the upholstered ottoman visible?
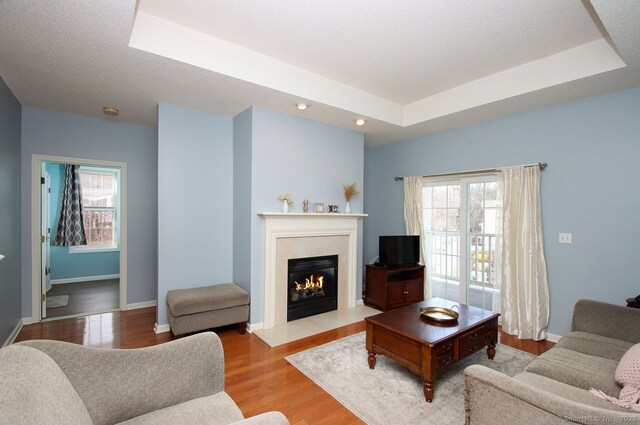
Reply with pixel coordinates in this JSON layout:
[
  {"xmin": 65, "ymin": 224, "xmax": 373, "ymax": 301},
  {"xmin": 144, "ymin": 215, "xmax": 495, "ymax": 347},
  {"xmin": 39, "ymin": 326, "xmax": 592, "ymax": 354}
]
[{"xmin": 167, "ymin": 283, "xmax": 250, "ymax": 336}]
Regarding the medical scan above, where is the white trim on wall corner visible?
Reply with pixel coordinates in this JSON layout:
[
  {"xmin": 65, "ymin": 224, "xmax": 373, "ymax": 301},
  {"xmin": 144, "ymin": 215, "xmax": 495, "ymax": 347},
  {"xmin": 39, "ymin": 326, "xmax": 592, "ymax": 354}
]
[
  {"xmin": 21, "ymin": 317, "xmax": 36, "ymax": 326},
  {"xmin": 545, "ymin": 332, "xmax": 562, "ymax": 343},
  {"xmin": 123, "ymin": 300, "xmax": 157, "ymax": 311},
  {"xmin": 154, "ymin": 323, "xmax": 171, "ymax": 334},
  {"xmin": 3, "ymin": 320, "xmax": 23, "ymax": 347},
  {"xmin": 51, "ymin": 274, "xmax": 120, "ymax": 285},
  {"xmin": 247, "ymin": 322, "xmax": 263, "ymax": 333},
  {"xmin": 356, "ymin": 299, "xmax": 364, "ymax": 306}
]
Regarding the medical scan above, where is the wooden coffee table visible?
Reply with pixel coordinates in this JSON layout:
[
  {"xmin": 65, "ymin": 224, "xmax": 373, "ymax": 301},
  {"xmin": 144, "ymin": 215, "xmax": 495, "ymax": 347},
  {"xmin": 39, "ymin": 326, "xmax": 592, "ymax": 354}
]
[{"xmin": 365, "ymin": 298, "xmax": 499, "ymax": 402}]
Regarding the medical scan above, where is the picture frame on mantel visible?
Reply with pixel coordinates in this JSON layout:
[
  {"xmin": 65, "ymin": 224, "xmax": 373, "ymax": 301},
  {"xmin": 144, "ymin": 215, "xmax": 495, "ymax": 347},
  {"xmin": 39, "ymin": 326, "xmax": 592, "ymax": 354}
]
[{"xmin": 314, "ymin": 203, "xmax": 324, "ymax": 213}]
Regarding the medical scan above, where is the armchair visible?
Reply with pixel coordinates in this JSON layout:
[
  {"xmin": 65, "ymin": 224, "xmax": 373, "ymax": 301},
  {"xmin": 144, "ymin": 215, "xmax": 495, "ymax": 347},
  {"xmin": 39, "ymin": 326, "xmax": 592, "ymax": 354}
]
[{"xmin": 0, "ymin": 332, "xmax": 289, "ymax": 425}]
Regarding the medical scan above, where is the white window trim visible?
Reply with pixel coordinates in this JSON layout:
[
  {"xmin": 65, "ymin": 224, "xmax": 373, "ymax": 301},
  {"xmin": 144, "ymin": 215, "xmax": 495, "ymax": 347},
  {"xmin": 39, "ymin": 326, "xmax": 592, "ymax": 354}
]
[{"xmin": 69, "ymin": 166, "xmax": 121, "ymax": 254}]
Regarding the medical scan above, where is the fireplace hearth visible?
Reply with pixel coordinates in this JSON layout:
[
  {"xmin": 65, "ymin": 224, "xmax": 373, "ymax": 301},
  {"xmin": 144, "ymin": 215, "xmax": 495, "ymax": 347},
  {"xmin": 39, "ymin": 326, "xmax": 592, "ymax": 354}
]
[{"xmin": 287, "ymin": 255, "xmax": 338, "ymax": 322}]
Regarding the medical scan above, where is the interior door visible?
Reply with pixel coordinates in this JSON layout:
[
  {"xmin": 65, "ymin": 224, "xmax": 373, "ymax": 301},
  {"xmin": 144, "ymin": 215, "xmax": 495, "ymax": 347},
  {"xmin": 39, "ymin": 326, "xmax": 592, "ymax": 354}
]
[{"xmin": 40, "ymin": 167, "xmax": 52, "ymax": 318}]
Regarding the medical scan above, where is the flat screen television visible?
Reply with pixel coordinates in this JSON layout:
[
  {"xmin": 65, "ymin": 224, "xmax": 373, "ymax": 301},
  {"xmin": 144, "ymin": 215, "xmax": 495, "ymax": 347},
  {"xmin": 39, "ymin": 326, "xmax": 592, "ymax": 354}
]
[{"xmin": 377, "ymin": 235, "xmax": 420, "ymax": 267}]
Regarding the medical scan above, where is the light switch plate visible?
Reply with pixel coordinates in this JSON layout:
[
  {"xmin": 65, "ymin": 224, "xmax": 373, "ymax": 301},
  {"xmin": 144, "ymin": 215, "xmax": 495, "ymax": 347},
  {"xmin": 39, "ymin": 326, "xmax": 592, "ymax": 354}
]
[{"xmin": 559, "ymin": 233, "xmax": 572, "ymax": 244}]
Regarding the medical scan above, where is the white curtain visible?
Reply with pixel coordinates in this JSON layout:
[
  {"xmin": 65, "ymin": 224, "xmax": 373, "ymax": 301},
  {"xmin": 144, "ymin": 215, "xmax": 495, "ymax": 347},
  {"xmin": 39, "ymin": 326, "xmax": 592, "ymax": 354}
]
[
  {"xmin": 499, "ymin": 166, "xmax": 549, "ymax": 341},
  {"xmin": 403, "ymin": 176, "xmax": 430, "ymax": 299}
]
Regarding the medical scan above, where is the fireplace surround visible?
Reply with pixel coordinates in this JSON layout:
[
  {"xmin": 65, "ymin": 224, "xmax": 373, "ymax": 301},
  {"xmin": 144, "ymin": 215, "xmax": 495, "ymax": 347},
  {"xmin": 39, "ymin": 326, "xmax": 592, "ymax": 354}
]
[{"xmin": 259, "ymin": 213, "xmax": 366, "ymax": 329}]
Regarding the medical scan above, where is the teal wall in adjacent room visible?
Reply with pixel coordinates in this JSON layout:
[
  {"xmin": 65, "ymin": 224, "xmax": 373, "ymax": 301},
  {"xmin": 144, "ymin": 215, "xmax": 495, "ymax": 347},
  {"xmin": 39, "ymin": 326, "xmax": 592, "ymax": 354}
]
[
  {"xmin": 0, "ymin": 75, "xmax": 22, "ymax": 344},
  {"xmin": 45, "ymin": 162, "xmax": 120, "ymax": 281},
  {"xmin": 364, "ymin": 86, "xmax": 640, "ymax": 336}
]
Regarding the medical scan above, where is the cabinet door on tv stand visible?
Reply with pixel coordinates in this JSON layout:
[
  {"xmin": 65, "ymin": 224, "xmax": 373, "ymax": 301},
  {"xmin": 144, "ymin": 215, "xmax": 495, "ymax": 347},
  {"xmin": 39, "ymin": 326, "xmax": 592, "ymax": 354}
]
[
  {"xmin": 386, "ymin": 282, "xmax": 406, "ymax": 309},
  {"xmin": 404, "ymin": 279, "xmax": 424, "ymax": 304}
]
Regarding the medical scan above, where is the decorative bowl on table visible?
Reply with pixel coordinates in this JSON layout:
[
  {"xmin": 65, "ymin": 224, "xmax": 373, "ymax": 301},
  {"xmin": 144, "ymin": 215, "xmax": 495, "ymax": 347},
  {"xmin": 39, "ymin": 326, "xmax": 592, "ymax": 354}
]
[{"xmin": 420, "ymin": 306, "xmax": 459, "ymax": 323}]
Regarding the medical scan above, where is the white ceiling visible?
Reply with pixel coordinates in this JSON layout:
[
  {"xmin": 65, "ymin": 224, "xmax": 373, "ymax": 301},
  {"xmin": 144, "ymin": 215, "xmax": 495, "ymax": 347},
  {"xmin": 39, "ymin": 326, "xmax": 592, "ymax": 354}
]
[{"xmin": 0, "ymin": 0, "xmax": 639, "ymax": 146}]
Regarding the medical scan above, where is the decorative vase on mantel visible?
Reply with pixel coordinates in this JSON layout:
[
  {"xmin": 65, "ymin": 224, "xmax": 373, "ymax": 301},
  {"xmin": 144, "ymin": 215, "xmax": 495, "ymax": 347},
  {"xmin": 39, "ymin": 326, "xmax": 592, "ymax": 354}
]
[
  {"xmin": 282, "ymin": 200, "xmax": 289, "ymax": 213},
  {"xmin": 345, "ymin": 202, "xmax": 351, "ymax": 214}
]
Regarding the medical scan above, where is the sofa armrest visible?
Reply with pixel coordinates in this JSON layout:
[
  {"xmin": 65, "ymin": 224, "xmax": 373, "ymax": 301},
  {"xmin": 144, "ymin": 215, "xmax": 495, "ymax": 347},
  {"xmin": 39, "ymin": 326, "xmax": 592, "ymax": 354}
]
[
  {"xmin": 20, "ymin": 332, "xmax": 225, "ymax": 425},
  {"xmin": 571, "ymin": 299, "xmax": 640, "ymax": 343},
  {"xmin": 464, "ymin": 365, "xmax": 638, "ymax": 425},
  {"xmin": 231, "ymin": 412, "xmax": 290, "ymax": 425}
]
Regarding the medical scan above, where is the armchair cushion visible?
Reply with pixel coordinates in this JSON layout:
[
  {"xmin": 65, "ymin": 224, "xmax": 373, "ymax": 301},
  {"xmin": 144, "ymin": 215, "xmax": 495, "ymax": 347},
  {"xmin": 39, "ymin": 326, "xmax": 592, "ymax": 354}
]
[
  {"xmin": 117, "ymin": 392, "xmax": 243, "ymax": 425},
  {"xmin": 0, "ymin": 345, "xmax": 93, "ymax": 425}
]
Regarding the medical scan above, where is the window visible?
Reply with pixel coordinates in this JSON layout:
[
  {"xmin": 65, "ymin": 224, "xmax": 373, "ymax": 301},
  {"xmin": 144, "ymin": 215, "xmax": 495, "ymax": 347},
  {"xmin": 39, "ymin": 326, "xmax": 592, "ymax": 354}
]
[
  {"xmin": 423, "ymin": 175, "xmax": 500, "ymax": 311},
  {"xmin": 69, "ymin": 167, "xmax": 120, "ymax": 253}
]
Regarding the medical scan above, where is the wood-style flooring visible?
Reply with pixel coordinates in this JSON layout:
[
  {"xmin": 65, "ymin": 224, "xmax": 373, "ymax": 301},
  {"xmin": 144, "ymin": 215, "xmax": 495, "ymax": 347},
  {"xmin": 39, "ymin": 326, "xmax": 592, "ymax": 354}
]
[
  {"xmin": 16, "ymin": 307, "xmax": 555, "ymax": 425},
  {"xmin": 45, "ymin": 279, "xmax": 119, "ymax": 318}
]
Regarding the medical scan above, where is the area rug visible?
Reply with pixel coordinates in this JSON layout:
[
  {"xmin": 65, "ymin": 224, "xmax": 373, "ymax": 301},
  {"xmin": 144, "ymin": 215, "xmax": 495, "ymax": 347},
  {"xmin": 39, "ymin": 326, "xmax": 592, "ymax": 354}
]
[
  {"xmin": 286, "ymin": 332, "xmax": 534, "ymax": 425},
  {"xmin": 46, "ymin": 295, "xmax": 69, "ymax": 308}
]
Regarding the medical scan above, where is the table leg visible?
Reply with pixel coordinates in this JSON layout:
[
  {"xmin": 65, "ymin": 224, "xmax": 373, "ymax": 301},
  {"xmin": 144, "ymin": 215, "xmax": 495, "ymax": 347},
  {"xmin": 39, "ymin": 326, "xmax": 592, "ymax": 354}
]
[
  {"xmin": 367, "ymin": 352, "xmax": 376, "ymax": 369},
  {"xmin": 487, "ymin": 342, "xmax": 496, "ymax": 360},
  {"xmin": 423, "ymin": 381, "xmax": 434, "ymax": 402}
]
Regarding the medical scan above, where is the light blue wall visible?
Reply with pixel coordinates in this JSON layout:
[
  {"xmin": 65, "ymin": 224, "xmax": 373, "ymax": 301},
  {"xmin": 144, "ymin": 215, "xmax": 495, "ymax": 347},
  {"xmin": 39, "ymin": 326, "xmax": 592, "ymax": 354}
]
[
  {"xmin": 0, "ymin": 75, "xmax": 22, "ymax": 343},
  {"xmin": 364, "ymin": 86, "xmax": 640, "ymax": 336},
  {"xmin": 157, "ymin": 103, "xmax": 234, "ymax": 326},
  {"xmin": 232, "ymin": 107, "xmax": 253, "ymax": 295},
  {"xmin": 21, "ymin": 107, "xmax": 158, "ymax": 316},
  {"xmin": 249, "ymin": 107, "xmax": 365, "ymax": 323},
  {"xmin": 46, "ymin": 162, "xmax": 120, "ymax": 281}
]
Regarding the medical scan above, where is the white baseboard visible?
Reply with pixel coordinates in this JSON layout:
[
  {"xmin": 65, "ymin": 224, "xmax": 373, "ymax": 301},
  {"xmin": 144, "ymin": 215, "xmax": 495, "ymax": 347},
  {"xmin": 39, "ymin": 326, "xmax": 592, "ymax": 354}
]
[
  {"xmin": 21, "ymin": 316, "xmax": 36, "ymax": 326},
  {"xmin": 51, "ymin": 274, "xmax": 120, "ymax": 285},
  {"xmin": 154, "ymin": 323, "xmax": 171, "ymax": 334},
  {"xmin": 3, "ymin": 319, "xmax": 23, "ymax": 347},
  {"xmin": 356, "ymin": 299, "xmax": 364, "ymax": 306},
  {"xmin": 545, "ymin": 332, "xmax": 562, "ymax": 343},
  {"xmin": 247, "ymin": 322, "xmax": 263, "ymax": 333},
  {"xmin": 123, "ymin": 300, "xmax": 156, "ymax": 310}
]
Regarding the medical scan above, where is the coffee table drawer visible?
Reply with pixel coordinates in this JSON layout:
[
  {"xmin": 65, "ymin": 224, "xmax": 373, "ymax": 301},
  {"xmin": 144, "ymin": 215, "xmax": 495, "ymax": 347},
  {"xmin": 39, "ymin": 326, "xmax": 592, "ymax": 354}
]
[
  {"xmin": 457, "ymin": 328, "xmax": 492, "ymax": 361},
  {"xmin": 437, "ymin": 349, "xmax": 455, "ymax": 369},
  {"xmin": 433, "ymin": 340, "xmax": 454, "ymax": 356}
]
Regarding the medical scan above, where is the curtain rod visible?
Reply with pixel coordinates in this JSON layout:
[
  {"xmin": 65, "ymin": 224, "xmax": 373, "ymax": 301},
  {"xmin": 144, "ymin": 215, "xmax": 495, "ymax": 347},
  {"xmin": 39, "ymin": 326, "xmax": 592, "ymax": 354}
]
[{"xmin": 394, "ymin": 162, "xmax": 547, "ymax": 181}]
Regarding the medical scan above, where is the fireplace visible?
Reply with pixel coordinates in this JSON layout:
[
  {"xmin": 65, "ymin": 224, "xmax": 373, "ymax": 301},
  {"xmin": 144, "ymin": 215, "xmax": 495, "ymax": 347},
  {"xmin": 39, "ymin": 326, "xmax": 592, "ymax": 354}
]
[{"xmin": 287, "ymin": 255, "xmax": 338, "ymax": 322}]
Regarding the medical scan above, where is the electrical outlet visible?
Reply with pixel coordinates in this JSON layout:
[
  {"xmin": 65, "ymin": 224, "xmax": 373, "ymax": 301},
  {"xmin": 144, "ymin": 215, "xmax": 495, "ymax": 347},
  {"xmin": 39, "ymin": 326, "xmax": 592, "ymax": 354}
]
[{"xmin": 559, "ymin": 233, "xmax": 572, "ymax": 244}]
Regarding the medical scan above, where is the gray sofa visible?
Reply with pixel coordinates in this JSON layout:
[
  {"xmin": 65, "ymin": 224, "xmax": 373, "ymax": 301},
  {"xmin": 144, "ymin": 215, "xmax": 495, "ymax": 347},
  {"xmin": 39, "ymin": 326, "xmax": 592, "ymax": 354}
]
[
  {"xmin": 0, "ymin": 332, "xmax": 289, "ymax": 425},
  {"xmin": 465, "ymin": 299, "xmax": 640, "ymax": 424}
]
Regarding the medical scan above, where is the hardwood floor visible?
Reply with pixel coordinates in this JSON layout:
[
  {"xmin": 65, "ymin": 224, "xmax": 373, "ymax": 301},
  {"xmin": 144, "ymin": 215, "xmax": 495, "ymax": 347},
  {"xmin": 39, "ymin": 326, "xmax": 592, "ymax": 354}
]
[
  {"xmin": 16, "ymin": 307, "xmax": 554, "ymax": 425},
  {"xmin": 46, "ymin": 279, "xmax": 119, "ymax": 318}
]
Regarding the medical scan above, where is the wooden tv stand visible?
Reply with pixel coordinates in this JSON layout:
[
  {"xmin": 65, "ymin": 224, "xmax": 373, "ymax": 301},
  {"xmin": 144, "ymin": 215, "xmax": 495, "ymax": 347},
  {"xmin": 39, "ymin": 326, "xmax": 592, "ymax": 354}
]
[{"xmin": 364, "ymin": 264, "xmax": 424, "ymax": 311}]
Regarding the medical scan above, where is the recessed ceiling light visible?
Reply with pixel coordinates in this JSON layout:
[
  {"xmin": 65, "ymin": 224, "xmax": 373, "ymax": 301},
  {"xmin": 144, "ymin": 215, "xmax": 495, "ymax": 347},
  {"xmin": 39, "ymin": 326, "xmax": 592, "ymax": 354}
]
[
  {"xmin": 103, "ymin": 106, "xmax": 119, "ymax": 116},
  {"xmin": 295, "ymin": 102, "xmax": 310, "ymax": 110},
  {"xmin": 354, "ymin": 118, "xmax": 367, "ymax": 126}
]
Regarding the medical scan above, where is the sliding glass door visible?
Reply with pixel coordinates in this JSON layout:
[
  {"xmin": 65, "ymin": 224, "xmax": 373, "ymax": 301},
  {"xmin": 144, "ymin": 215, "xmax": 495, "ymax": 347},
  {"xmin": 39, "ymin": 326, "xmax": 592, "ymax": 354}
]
[{"xmin": 422, "ymin": 175, "xmax": 500, "ymax": 311}]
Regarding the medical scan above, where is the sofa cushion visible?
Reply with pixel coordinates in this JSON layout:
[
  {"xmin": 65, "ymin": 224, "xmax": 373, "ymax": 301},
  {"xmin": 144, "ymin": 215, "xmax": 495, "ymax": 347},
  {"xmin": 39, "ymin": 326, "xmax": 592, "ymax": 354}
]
[
  {"xmin": 0, "ymin": 345, "xmax": 93, "ymax": 425},
  {"xmin": 117, "ymin": 392, "xmax": 244, "ymax": 425},
  {"xmin": 556, "ymin": 331, "xmax": 634, "ymax": 361},
  {"xmin": 526, "ymin": 346, "xmax": 620, "ymax": 397},
  {"xmin": 515, "ymin": 371, "xmax": 633, "ymax": 413},
  {"xmin": 167, "ymin": 284, "xmax": 250, "ymax": 317},
  {"xmin": 591, "ymin": 343, "xmax": 640, "ymax": 412}
]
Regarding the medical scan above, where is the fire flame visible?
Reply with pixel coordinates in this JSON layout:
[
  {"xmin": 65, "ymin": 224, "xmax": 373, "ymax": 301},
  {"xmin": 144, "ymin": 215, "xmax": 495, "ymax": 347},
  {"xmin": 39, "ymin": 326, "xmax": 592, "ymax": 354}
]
[{"xmin": 295, "ymin": 274, "xmax": 324, "ymax": 292}]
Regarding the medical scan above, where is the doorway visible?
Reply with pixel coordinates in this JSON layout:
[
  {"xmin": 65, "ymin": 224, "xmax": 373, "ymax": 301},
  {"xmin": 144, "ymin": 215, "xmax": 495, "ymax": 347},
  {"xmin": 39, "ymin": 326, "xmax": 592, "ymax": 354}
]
[
  {"xmin": 42, "ymin": 162, "xmax": 121, "ymax": 319},
  {"xmin": 30, "ymin": 155, "xmax": 127, "ymax": 323}
]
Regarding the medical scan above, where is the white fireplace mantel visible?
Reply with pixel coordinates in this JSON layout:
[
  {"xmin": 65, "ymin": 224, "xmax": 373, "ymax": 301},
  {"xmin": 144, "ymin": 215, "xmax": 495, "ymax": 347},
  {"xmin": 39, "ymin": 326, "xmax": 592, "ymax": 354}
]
[{"xmin": 259, "ymin": 212, "xmax": 367, "ymax": 329}]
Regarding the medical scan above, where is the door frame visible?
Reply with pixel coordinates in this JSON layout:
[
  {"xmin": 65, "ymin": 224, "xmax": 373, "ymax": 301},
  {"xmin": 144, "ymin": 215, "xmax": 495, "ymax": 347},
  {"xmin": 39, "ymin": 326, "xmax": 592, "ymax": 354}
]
[
  {"xmin": 30, "ymin": 154, "xmax": 128, "ymax": 323},
  {"xmin": 40, "ymin": 166, "xmax": 51, "ymax": 319}
]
